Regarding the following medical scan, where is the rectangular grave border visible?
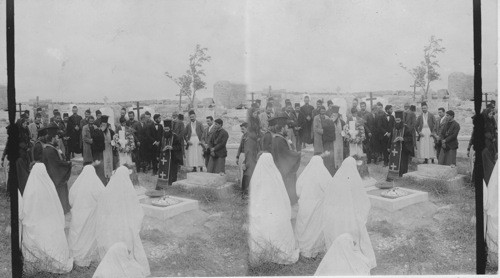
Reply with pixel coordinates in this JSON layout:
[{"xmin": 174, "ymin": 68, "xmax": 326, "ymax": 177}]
[
  {"xmin": 365, "ymin": 186, "xmax": 429, "ymax": 212},
  {"xmin": 138, "ymin": 195, "xmax": 199, "ymax": 221}
]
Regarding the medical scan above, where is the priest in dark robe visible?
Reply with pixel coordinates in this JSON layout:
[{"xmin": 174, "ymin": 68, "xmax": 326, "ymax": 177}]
[
  {"xmin": 270, "ymin": 115, "xmax": 301, "ymax": 205},
  {"xmin": 42, "ymin": 124, "xmax": 73, "ymax": 214},
  {"xmin": 67, "ymin": 105, "xmax": 83, "ymax": 157},
  {"xmin": 358, "ymin": 102, "xmax": 375, "ymax": 164},
  {"xmin": 261, "ymin": 114, "xmax": 281, "ymax": 153},
  {"xmin": 32, "ymin": 126, "xmax": 48, "ymax": 163},
  {"xmin": 156, "ymin": 119, "xmax": 183, "ymax": 189},
  {"xmin": 92, "ymin": 116, "xmax": 115, "ymax": 185},
  {"xmin": 148, "ymin": 114, "xmax": 164, "ymax": 176},
  {"xmin": 482, "ymin": 108, "xmax": 497, "ymax": 184},
  {"xmin": 299, "ymin": 96, "xmax": 314, "ymax": 146},
  {"xmin": 386, "ymin": 111, "xmax": 414, "ymax": 182}
]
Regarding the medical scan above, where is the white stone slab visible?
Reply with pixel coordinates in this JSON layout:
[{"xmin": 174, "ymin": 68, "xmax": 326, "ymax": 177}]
[
  {"xmin": 416, "ymin": 164, "xmax": 457, "ymax": 180},
  {"xmin": 403, "ymin": 172, "xmax": 467, "ymax": 191},
  {"xmin": 186, "ymin": 172, "xmax": 227, "ymax": 187},
  {"xmin": 138, "ymin": 195, "xmax": 199, "ymax": 221},
  {"xmin": 365, "ymin": 186, "xmax": 428, "ymax": 212}
]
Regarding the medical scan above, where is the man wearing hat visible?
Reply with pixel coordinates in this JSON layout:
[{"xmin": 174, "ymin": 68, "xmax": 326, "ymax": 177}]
[
  {"xmin": 147, "ymin": 114, "xmax": 164, "ymax": 175},
  {"xmin": 184, "ymin": 110, "xmax": 205, "ymax": 172},
  {"xmin": 438, "ymin": 110, "xmax": 460, "ymax": 167},
  {"xmin": 82, "ymin": 115, "xmax": 98, "ymax": 165},
  {"xmin": 42, "ymin": 123, "xmax": 73, "ymax": 214},
  {"xmin": 386, "ymin": 111, "xmax": 414, "ymax": 181},
  {"xmin": 32, "ymin": 124, "xmax": 49, "ymax": 162},
  {"xmin": 91, "ymin": 115, "xmax": 115, "ymax": 184},
  {"xmin": 49, "ymin": 109, "xmax": 59, "ymax": 124},
  {"xmin": 67, "ymin": 105, "xmax": 83, "ymax": 157},
  {"xmin": 377, "ymin": 105, "xmax": 395, "ymax": 167},
  {"xmin": 156, "ymin": 118, "xmax": 183, "ymax": 188},
  {"xmin": 415, "ymin": 102, "xmax": 437, "ymax": 164},
  {"xmin": 207, "ymin": 118, "xmax": 229, "ymax": 174},
  {"xmin": 282, "ymin": 99, "xmax": 292, "ymax": 112},
  {"xmin": 261, "ymin": 114, "xmax": 287, "ymax": 152}
]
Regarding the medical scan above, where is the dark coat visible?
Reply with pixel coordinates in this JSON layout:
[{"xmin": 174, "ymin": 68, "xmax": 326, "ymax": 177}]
[
  {"xmin": 415, "ymin": 112, "xmax": 437, "ymax": 133},
  {"xmin": 440, "ymin": 120, "xmax": 460, "ymax": 150},
  {"xmin": 209, "ymin": 128, "xmax": 229, "ymax": 158},
  {"xmin": 184, "ymin": 120, "xmax": 204, "ymax": 142}
]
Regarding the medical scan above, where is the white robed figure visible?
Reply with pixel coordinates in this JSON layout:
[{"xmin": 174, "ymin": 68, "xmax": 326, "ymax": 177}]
[
  {"xmin": 92, "ymin": 242, "xmax": 145, "ymax": 278},
  {"xmin": 68, "ymin": 165, "xmax": 105, "ymax": 267},
  {"xmin": 314, "ymin": 233, "xmax": 371, "ymax": 276},
  {"xmin": 95, "ymin": 166, "xmax": 150, "ymax": 276},
  {"xmin": 295, "ymin": 155, "xmax": 332, "ymax": 258},
  {"xmin": 344, "ymin": 117, "xmax": 365, "ymax": 158},
  {"xmin": 21, "ymin": 163, "xmax": 74, "ymax": 273},
  {"xmin": 417, "ymin": 104, "xmax": 437, "ymax": 161},
  {"xmin": 248, "ymin": 153, "xmax": 299, "ymax": 265},
  {"xmin": 484, "ymin": 161, "xmax": 498, "ymax": 265},
  {"xmin": 322, "ymin": 157, "xmax": 376, "ymax": 270}
]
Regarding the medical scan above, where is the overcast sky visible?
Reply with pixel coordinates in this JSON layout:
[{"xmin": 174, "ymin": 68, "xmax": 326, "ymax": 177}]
[{"xmin": 0, "ymin": 0, "xmax": 496, "ymax": 102}]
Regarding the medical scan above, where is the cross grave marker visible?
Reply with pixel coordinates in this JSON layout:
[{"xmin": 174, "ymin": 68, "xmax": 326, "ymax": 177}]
[
  {"xmin": 133, "ymin": 101, "xmax": 143, "ymax": 121},
  {"xmin": 366, "ymin": 92, "xmax": 377, "ymax": 110}
]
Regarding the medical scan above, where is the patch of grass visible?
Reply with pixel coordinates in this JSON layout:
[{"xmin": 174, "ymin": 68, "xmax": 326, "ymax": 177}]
[
  {"xmin": 402, "ymin": 176, "xmax": 449, "ymax": 197},
  {"xmin": 368, "ymin": 220, "xmax": 396, "ymax": 238}
]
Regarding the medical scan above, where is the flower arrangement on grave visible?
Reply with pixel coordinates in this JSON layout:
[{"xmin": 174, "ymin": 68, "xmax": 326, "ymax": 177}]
[
  {"xmin": 342, "ymin": 119, "xmax": 366, "ymax": 144},
  {"xmin": 111, "ymin": 130, "xmax": 135, "ymax": 153}
]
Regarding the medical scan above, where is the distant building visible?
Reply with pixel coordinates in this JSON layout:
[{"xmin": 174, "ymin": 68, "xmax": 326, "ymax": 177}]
[{"xmin": 213, "ymin": 81, "xmax": 247, "ymax": 109}]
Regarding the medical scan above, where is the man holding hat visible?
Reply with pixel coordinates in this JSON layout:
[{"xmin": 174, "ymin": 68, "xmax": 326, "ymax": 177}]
[
  {"xmin": 156, "ymin": 119, "xmax": 183, "ymax": 188},
  {"xmin": 42, "ymin": 123, "xmax": 73, "ymax": 214},
  {"xmin": 207, "ymin": 118, "xmax": 229, "ymax": 174},
  {"xmin": 438, "ymin": 110, "xmax": 460, "ymax": 167},
  {"xmin": 386, "ymin": 110, "xmax": 414, "ymax": 181},
  {"xmin": 148, "ymin": 114, "xmax": 164, "ymax": 175}
]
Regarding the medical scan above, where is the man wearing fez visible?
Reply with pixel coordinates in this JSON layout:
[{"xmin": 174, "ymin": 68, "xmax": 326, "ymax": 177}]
[
  {"xmin": 299, "ymin": 96, "xmax": 314, "ymax": 147},
  {"xmin": 386, "ymin": 111, "xmax": 414, "ymax": 182},
  {"xmin": 82, "ymin": 115, "xmax": 97, "ymax": 165},
  {"xmin": 377, "ymin": 105, "xmax": 395, "ymax": 167},
  {"xmin": 92, "ymin": 115, "xmax": 115, "ymax": 184},
  {"xmin": 415, "ymin": 102, "xmax": 437, "ymax": 164},
  {"xmin": 438, "ymin": 110, "xmax": 460, "ymax": 167},
  {"xmin": 148, "ymin": 114, "xmax": 164, "ymax": 175},
  {"xmin": 207, "ymin": 118, "xmax": 229, "ymax": 174},
  {"xmin": 67, "ymin": 105, "xmax": 83, "ymax": 157},
  {"xmin": 261, "ymin": 114, "xmax": 279, "ymax": 153},
  {"xmin": 42, "ymin": 123, "xmax": 72, "ymax": 214},
  {"xmin": 269, "ymin": 114, "xmax": 301, "ymax": 205},
  {"xmin": 156, "ymin": 119, "xmax": 183, "ymax": 189}
]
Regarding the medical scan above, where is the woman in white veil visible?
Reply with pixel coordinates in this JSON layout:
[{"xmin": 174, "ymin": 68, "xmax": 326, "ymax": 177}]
[
  {"xmin": 248, "ymin": 153, "xmax": 299, "ymax": 265},
  {"xmin": 68, "ymin": 165, "xmax": 105, "ymax": 267},
  {"xmin": 95, "ymin": 166, "xmax": 150, "ymax": 276},
  {"xmin": 92, "ymin": 242, "xmax": 145, "ymax": 278},
  {"xmin": 322, "ymin": 156, "xmax": 376, "ymax": 270},
  {"xmin": 22, "ymin": 163, "xmax": 73, "ymax": 273},
  {"xmin": 295, "ymin": 155, "xmax": 332, "ymax": 258}
]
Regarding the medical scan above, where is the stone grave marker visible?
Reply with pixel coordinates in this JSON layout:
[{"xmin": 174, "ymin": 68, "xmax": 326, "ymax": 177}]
[
  {"xmin": 402, "ymin": 164, "xmax": 467, "ymax": 191},
  {"xmin": 365, "ymin": 186, "xmax": 429, "ymax": 212},
  {"xmin": 137, "ymin": 195, "xmax": 199, "ymax": 221},
  {"xmin": 172, "ymin": 172, "xmax": 234, "ymax": 197}
]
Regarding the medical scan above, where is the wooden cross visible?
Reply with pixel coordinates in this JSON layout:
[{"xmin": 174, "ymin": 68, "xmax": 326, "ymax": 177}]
[
  {"xmin": 366, "ymin": 92, "xmax": 377, "ymax": 110},
  {"xmin": 16, "ymin": 103, "xmax": 23, "ymax": 118},
  {"xmin": 159, "ymin": 172, "xmax": 166, "ymax": 179},
  {"xmin": 160, "ymin": 157, "xmax": 168, "ymax": 165},
  {"xmin": 251, "ymin": 92, "xmax": 255, "ymax": 104},
  {"xmin": 483, "ymin": 92, "xmax": 489, "ymax": 107},
  {"xmin": 391, "ymin": 149, "xmax": 398, "ymax": 157},
  {"xmin": 133, "ymin": 101, "xmax": 143, "ymax": 121},
  {"xmin": 390, "ymin": 163, "xmax": 397, "ymax": 170}
]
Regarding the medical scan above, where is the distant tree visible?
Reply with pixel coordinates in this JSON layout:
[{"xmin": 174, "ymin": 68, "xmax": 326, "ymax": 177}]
[
  {"xmin": 399, "ymin": 63, "xmax": 426, "ymax": 101},
  {"xmin": 421, "ymin": 36, "xmax": 446, "ymax": 100},
  {"xmin": 165, "ymin": 44, "xmax": 211, "ymax": 110}
]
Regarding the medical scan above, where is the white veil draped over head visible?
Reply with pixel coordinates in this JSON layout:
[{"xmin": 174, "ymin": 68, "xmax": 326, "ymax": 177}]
[
  {"xmin": 295, "ymin": 155, "xmax": 332, "ymax": 258},
  {"xmin": 322, "ymin": 157, "xmax": 376, "ymax": 269},
  {"xmin": 95, "ymin": 166, "xmax": 150, "ymax": 276},
  {"xmin": 343, "ymin": 157, "xmax": 371, "ymax": 224},
  {"xmin": 92, "ymin": 242, "xmax": 145, "ymax": 278},
  {"xmin": 248, "ymin": 153, "xmax": 299, "ymax": 265},
  {"xmin": 484, "ymin": 161, "xmax": 498, "ymax": 260},
  {"xmin": 21, "ymin": 163, "xmax": 73, "ymax": 273},
  {"xmin": 68, "ymin": 165, "xmax": 105, "ymax": 267},
  {"xmin": 314, "ymin": 233, "xmax": 371, "ymax": 276}
]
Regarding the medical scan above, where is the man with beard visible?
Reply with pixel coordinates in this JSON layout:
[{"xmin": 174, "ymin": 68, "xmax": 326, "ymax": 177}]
[
  {"xmin": 91, "ymin": 115, "xmax": 115, "ymax": 184},
  {"xmin": 82, "ymin": 115, "xmax": 97, "ymax": 166},
  {"xmin": 299, "ymin": 96, "xmax": 314, "ymax": 148},
  {"xmin": 347, "ymin": 98, "xmax": 359, "ymax": 120},
  {"xmin": 377, "ymin": 105, "xmax": 395, "ymax": 167},
  {"xmin": 270, "ymin": 115, "xmax": 301, "ymax": 205},
  {"xmin": 403, "ymin": 103, "xmax": 417, "ymax": 155},
  {"xmin": 184, "ymin": 110, "xmax": 205, "ymax": 172},
  {"xmin": 156, "ymin": 119, "xmax": 183, "ymax": 189},
  {"xmin": 386, "ymin": 111, "xmax": 414, "ymax": 181},
  {"xmin": 207, "ymin": 119, "xmax": 229, "ymax": 174},
  {"xmin": 294, "ymin": 103, "xmax": 305, "ymax": 152},
  {"xmin": 119, "ymin": 107, "xmax": 127, "ymax": 123},
  {"xmin": 67, "ymin": 106, "xmax": 83, "ymax": 157},
  {"xmin": 438, "ymin": 110, "xmax": 460, "ymax": 167},
  {"xmin": 147, "ymin": 114, "xmax": 164, "ymax": 175},
  {"xmin": 358, "ymin": 102, "xmax": 375, "ymax": 164},
  {"xmin": 415, "ymin": 102, "xmax": 437, "ymax": 164},
  {"xmin": 42, "ymin": 123, "xmax": 73, "ymax": 214}
]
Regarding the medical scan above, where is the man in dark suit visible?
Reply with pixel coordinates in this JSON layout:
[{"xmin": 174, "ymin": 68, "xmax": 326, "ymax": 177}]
[
  {"xmin": 438, "ymin": 110, "xmax": 460, "ymax": 166},
  {"xmin": 125, "ymin": 111, "xmax": 143, "ymax": 171},
  {"xmin": 201, "ymin": 116, "xmax": 215, "ymax": 167},
  {"xmin": 377, "ymin": 105, "xmax": 395, "ymax": 166},
  {"xmin": 403, "ymin": 103, "xmax": 417, "ymax": 155},
  {"xmin": 207, "ymin": 118, "xmax": 229, "ymax": 174},
  {"xmin": 148, "ymin": 114, "xmax": 164, "ymax": 175},
  {"xmin": 434, "ymin": 107, "xmax": 448, "ymax": 158}
]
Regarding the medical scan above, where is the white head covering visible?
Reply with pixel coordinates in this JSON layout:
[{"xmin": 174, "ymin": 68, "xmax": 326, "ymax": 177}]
[
  {"xmin": 485, "ymin": 161, "xmax": 498, "ymax": 257},
  {"xmin": 18, "ymin": 190, "xmax": 23, "ymax": 248},
  {"xmin": 295, "ymin": 156, "xmax": 332, "ymax": 258},
  {"xmin": 343, "ymin": 157, "xmax": 371, "ymax": 224},
  {"xmin": 92, "ymin": 242, "xmax": 145, "ymax": 278},
  {"xmin": 96, "ymin": 166, "xmax": 150, "ymax": 276},
  {"xmin": 22, "ymin": 163, "xmax": 73, "ymax": 273},
  {"xmin": 314, "ymin": 233, "xmax": 371, "ymax": 276},
  {"xmin": 68, "ymin": 165, "xmax": 105, "ymax": 267},
  {"xmin": 323, "ymin": 157, "xmax": 376, "ymax": 269},
  {"xmin": 248, "ymin": 153, "xmax": 299, "ymax": 265}
]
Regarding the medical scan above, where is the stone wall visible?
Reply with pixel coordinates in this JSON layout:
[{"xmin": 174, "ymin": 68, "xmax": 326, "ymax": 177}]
[{"xmin": 448, "ymin": 72, "xmax": 473, "ymax": 100}]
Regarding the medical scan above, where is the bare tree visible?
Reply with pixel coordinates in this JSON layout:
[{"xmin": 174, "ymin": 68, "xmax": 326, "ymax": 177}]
[
  {"xmin": 399, "ymin": 63, "xmax": 426, "ymax": 101},
  {"xmin": 421, "ymin": 36, "xmax": 446, "ymax": 100},
  {"xmin": 164, "ymin": 72, "xmax": 192, "ymax": 110}
]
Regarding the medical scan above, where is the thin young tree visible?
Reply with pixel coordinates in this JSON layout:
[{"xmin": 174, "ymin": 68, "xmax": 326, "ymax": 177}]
[
  {"xmin": 399, "ymin": 63, "xmax": 426, "ymax": 101},
  {"xmin": 421, "ymin": 36, "xmax": 446, "ymax": 100}
]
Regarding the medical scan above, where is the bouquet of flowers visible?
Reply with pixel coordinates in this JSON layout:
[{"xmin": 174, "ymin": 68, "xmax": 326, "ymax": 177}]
[
  {"xmin": 342, "ymin": 120, "xmax": 365, "ymax": 144},
  {"xmin": 111, "ymin": 132, "xmax": 135, "ymax": 153}
]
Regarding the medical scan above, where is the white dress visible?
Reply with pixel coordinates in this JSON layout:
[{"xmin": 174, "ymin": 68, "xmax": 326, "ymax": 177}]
[
  {"xmin": 186, "ymin": 121, "xmax": 205, "ymax": 167},
  {"xmin": 418, "ymin": 113, "xmax": 435, "ymax": 159}
]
